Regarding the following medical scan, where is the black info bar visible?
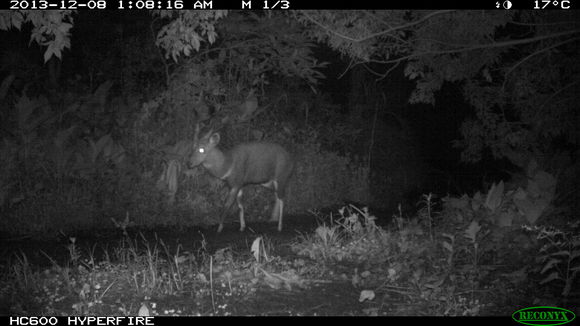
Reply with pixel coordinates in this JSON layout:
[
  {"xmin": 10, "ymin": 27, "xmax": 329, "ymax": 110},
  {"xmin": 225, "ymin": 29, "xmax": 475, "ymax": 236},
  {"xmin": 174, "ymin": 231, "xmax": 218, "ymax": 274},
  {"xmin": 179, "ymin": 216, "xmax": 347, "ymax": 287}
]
[{"xmin": 8, "ymin": 317, "xmax": 154, "ymax": 326}]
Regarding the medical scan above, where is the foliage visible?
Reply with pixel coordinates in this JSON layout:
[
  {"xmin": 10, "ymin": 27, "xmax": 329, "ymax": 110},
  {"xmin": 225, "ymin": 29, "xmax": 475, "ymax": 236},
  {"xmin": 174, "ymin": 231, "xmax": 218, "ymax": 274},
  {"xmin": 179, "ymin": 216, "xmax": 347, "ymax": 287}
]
[
  {"xmin": 1, "ymin": 198, "xmax": 572, "ymax": 316},
  {"xmin": 436, "ymin": 172, "xmax": 579, "ymax": 307},
  {"xmin": 0, "ymin": 84, "xmax": 141, "ymax": 234},
  {"xmin": 295, "ymin": 10, "xmax": 579, "ymax": 168},
  {"xmin": 293, "ymin": 205, "xmax": 390, "ymax": 264},
  {"xmin": 524, "ymin": 225, "xmax": 580, "ymax": 297},
  {"xmin": 0, "ymin": 224, "xmax": 311, "ymax": 315},
  {"xmin": 1, "ymin": 233, "xmax": 208, "ymax": 315},
  {"xmin": 453, "ymin": 12, "xmax": 579, "ymax": 166},
  {"xmin": 295, "ymin": 10, "xmax": 411, "ymax": 62},
  {"xmin": 216, "ymin": 12, "xmax": 327, "ymax": 87},
  {"xmin": 151, "ymin": 11, "xmax": 327, "ymax": 102},
  {"xmin": 154, "ymin": 10, "xmax": 228, "ymax": 62},
  {"xmin": 0, "ymin": 11, "xmax": 74, "ymax": 62},
  {"xmin": 3, "ymin": 10, "xmax": 578, "ymax": 169},
  {"xmin": 292, "ymin": 204, "xmax": 494, "ymax": 315},
  {"xmin": 290, "ymin": 141, "xmax": 370, "ymax": 213},
  {"xmin": 157, "ymin": 11, "xmax": 328, "ymax": 120},
  {"xmin": 443, "ymin": 160, "xmax": 556, "ymax": 227}
]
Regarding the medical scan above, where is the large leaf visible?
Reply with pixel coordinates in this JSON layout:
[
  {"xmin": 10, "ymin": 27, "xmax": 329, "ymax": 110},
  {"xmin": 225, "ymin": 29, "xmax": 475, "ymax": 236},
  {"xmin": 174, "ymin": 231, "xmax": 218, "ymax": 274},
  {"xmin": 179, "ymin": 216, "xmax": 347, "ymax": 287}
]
[{"xmin": 485, "ymin": 181, "xmax": 504, "ymax": 212}]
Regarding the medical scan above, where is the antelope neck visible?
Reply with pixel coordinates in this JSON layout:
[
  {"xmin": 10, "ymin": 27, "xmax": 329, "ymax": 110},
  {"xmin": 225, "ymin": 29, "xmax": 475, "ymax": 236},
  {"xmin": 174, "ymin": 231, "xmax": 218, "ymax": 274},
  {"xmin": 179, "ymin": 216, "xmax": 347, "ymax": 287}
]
[{"xmin": 202, "ymin": 148, "xmax": 233, "ymax": 180}]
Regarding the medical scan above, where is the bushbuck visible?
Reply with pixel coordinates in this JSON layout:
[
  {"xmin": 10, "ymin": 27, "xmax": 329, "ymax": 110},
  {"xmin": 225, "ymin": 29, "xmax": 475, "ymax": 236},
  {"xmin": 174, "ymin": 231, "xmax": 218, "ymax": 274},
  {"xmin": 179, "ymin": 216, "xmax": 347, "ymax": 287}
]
[{"xmin": 190, "ymin": 128, "xmax": 294, "ymax": 232}]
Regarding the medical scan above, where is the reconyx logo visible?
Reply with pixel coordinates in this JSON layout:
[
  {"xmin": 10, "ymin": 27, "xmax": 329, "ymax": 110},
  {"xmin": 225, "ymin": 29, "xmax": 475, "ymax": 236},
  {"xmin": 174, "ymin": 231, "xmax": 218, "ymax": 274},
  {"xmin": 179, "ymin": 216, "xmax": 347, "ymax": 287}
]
[{"xmin": 512, "ymin": 306, "xmax": 576, "ymax": 326}]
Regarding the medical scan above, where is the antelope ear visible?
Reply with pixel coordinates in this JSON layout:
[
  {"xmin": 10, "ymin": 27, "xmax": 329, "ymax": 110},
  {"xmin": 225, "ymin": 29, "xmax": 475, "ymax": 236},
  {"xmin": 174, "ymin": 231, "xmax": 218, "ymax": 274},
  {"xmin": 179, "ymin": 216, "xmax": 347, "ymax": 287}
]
[{"xmin": 209, "ymin": 133, "xmax": 220, "ymax": 145}]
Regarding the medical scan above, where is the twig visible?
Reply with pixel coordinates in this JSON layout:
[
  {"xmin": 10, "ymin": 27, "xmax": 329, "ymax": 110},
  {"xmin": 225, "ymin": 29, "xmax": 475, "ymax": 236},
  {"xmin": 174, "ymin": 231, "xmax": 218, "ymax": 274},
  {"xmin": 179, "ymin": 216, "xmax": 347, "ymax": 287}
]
[{"xmin": 210, "ymin": 256, "xmax": 216, "ymax": 314}]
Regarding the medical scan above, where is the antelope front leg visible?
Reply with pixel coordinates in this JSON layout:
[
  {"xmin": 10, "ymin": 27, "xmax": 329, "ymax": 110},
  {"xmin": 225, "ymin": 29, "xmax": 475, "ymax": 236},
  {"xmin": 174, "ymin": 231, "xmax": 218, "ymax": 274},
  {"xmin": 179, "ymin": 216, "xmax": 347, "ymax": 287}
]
[
  {"xmin": 218, "ymin": 187, "xmax": 241, "ymax": 233},
  {"xmin": 236, "ymin": 189, "xmax": 245, "ymax": 231}
]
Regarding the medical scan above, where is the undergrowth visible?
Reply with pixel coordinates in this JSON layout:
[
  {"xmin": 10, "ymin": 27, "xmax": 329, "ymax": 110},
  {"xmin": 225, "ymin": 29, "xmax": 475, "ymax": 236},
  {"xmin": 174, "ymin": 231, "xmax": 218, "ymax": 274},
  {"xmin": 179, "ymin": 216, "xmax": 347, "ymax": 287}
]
[{"xmin": 1, "ymin": 196, "xmax": 577, "ymax": 316}]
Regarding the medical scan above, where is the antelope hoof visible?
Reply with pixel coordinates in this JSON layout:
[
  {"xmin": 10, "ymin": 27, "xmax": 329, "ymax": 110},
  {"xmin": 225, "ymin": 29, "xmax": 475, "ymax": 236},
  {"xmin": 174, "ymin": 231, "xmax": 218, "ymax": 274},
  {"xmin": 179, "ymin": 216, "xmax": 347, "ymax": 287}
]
[
  {"xmin": 217, "ymin": 223, "xmax": 224, "ymax": 233},
  {"xmin": 239, "ymin": 225, "xmax": 245, "ymax": 232}
]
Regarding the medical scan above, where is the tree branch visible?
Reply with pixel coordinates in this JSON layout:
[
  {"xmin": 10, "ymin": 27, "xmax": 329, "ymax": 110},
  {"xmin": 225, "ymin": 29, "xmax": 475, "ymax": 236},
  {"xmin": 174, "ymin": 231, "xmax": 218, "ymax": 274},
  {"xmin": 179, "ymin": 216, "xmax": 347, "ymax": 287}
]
[
  {"xmin": 502, "ymin": 36, "xmax": 580, "ymax": 90},
  {"xmin": 300, "ymin": 10, "xmax": 455, "ymax": 43}
]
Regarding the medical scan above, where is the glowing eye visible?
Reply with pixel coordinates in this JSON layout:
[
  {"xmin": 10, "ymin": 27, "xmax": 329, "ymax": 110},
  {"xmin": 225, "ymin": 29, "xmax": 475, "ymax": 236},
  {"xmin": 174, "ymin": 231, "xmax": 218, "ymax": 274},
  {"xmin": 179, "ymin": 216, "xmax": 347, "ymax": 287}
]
[{"xmin": 199, "ymin": 148, "xmax": 205, "ymax": 153}]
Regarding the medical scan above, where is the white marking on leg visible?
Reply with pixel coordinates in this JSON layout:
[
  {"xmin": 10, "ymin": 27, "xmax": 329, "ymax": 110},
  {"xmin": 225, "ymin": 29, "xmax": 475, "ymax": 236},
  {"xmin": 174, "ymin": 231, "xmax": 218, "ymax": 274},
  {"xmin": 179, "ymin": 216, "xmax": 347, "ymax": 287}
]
[
  {"xmin": 278, "ymin": 199, "xmax": 284, "ymax": 232},
  {"xmin": 261, "ymin": 180, "xmax": 274, "ymax": 188},
  {"xmin": 221, "ymin": 166, "xmax": 234, "ymax": 180},
  {"xmin": 237, "ymin": 189, "xmax": 245, "ymax": 231}
]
